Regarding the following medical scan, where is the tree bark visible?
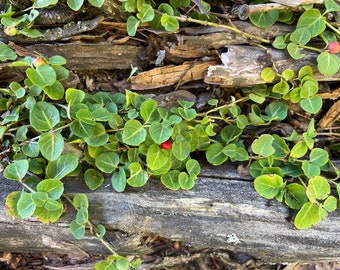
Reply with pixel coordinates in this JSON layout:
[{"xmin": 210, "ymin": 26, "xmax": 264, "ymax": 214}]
[{"xmin": 1, "ymin": 162, "xmax": 339, "ymax": 264}]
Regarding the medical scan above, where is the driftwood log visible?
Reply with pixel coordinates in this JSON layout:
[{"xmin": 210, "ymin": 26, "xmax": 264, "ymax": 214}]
[{"xmin": 1, "ymin": 162, "xmax": 340, "ymax": 266}]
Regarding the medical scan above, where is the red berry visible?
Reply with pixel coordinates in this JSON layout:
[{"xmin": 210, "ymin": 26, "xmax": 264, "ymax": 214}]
[
  {"xmin": 33, "ymin": 56, "xmax": 46, "ymax": 67},
  {"xmin": 328, "ymin": 41, "xmax": 340, "ymax": 54},
  {"xmin": 160, "ymin": 140, "xmax": 172, "ymax": 150}
]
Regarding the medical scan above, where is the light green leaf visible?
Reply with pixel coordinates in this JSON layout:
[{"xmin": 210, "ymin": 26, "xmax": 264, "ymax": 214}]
[
  {"xmin": 95, "ymin": 152, "xmax": 120, "ymax": 173},
  {"xmin": 296, "ymin": 9, "xmax": 326, "ymax": 37},
  {"xmin": 251, "ymin": 134, "xmax": 275, "ymax": 157},
  {"xmin": 46, "ymin": 154, "xmax": 79, "ymax": 180},
  {"xmin": 30, "ymin": 101, "xmax": 60, "ymax": 131},
  {"xmin": 37, "ymin": 179, "xmax": 64, "ymax": 200},
  {"xmin": 127, "ymin": 162, "xmax": 148, "ymax": 187},
  {"xmin": 122, "ymin": 119, "xmax": 147, "ymax": 146},
  {"xmin": 73, "ymin": 194, "xmax": 89, "ymax": 208},
  {"xmin": 294, "ymin": 202, "xmax": 320, "ymax": 229},
  {"xmin": 84, "ymin": 169, "xmax": 104, "ymax": 191},
  {"xmin": 254, "ymin": 174, "xmax": 285, "ymax": 199},
  {"xmin": 317, "ymin": 51, "xmax": 340, "ymax": 75},
  {"xmin": 70, "ymin": 220, "xmax": 85, "ymax": 240},
  {"xmin": 4, "ymin": 160, "xmax": 29, "ymax": 180},
  {"xmin": 26, "ymin": 65, "xmax": 56, "ymax": 88},
  {"xmin": 300, "ymin": 95, "xmax": 322, "ymax": 114},
  {"xmin": 146, "ymin": 144, "xmax": 170, "ymax": 171},
  {"xmin": 38, "ymin": 132, "xmax": 64, "ymax": 161},
  {"xmin": 307, "ymin": 176, "xmax": 330, "ymax": 203},
  {"xmin": 17, "ymin": 193, "xmax": 36, "ymax": 218}
]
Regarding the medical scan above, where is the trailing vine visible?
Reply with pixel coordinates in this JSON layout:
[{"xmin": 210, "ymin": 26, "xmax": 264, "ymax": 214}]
[{"xmin": 1, "ymin": 0, "xmax": 340, "ymax": 268}]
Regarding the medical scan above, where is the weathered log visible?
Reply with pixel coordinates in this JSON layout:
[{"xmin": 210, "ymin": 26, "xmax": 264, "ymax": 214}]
[
  {"xmin": 205, "ymin": 45, "xmax": 340, "ymax": 87},
  {"xmin": 1, "ymin": 162, "xmax": 339, "ymax": 265}
]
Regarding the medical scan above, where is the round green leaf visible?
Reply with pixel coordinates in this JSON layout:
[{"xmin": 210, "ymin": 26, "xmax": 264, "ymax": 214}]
[
  {"xmin": 76, "ymin": 207, "xmax": 88, "ymax": 224},
  {"xmin": 111, "ymin": 167, "xmax": 126, "ymax": 193},
  {"xmin": 127, "ymin": 162, "xmax": 148, "ymax": 187},
  {"xmin": 172, "ymin": 134, "xmax": 191, "ymax": 161},
  {"xmin": 249, "ymin": 9, "xmax": 279, "ymax": 28},
  {"xmin": 70, "ymin": 120, "xmax": 95, "ymax": 138},
  {"xmin": 70, "ymin": 220, "xmax": 85, "ymax": 240},
  {"xmin": 296, "ymin": 9, "xmax": 326, "ymax": 37},
  {"xmin": 0, "ymin": 44, "xmax": 18, "ymax": 61},
  {"xmin": 254, "ymin": 174, "xmax": 285, "ymax": 199},
  {"xmin": 272, "ymin": 36, "xmax": 287, "ymax": 49},
  {"xmin": 127, "ymin": 16, "xmax": 140, "ymax": 36},
  {"xmin": 44, "ymin": 198, "xmax": 63, "ymax": 211},
  {"xmin": 43, "ymin": 81, "xmax": 64, "ymax": 100},
  {"xmin": 30, "ymin": 101, "xmax": 60, "ymax": 131},
  {"xmin": 310, "ymin": 148, "xmax": 329, "ymax": 166},
  {"xmin": 300, "ymin": 95, "xmax": 322, "ymax": 114},
  {"xmin": 66, "ymin": 88, "xmax": 85, "ymax": 104},
  {"xmin": 317, "ymin": 51, "xmax": 340, "ymax": 75},
  {"xmin": 220, "ymin": 125, "xmax": 242, "ymax": 144},
  {"xmin": 307, "ymin": 176, "xmax": 330, "ymax": 203},
  {"xmin": 264, "ymin": 101, "xmax": 288, "ymax": 121},
  {"xmin": 84, "ymin": 169, "xmax": 104, "ymax": 191},
  {"xmin": 22, "ymin": 142, "xmax": 40, "ymax": 158},
  {"xmin": 302, "ymin": 160, "xmax": 320, "ymax": 178},
  {"xmin": 206, "ymin": 142, "xmax": 228, "ymax": 165},
  {"xmin": 5, "ymin": 191, "xmax": 22, "ymax": 218},
  {"xmin": 122, "ymin": 119, "xmax": 147, "ymax": 146},
  {"xmin": 272, "ymin": 134, "xmax": 290, "ymax": 158},
  {"xmin": 37, "ymin": 179, "xmax": 64, "ymax": 200},
  {"xmin": 161, "ymin": 170, "xmax": 180, "ymax": 190},
  {"xmin": 322, "ymin": 196, "xmax": 337, "ymax": 212},
  {"xmin": 73, "ymin": 194, "xmax": 89, "ymax": 208},
  {"xmin": 178, "ymin": 172, "xmax": 195, "ymax": 190},
  {"xmin": 161, "ymin": 13, "xmax": 179, "ymax": 32},
  {"xmin": 261, "ymin": 67, "xmax": 276, "ymax": 82},
  {"xmin": 300, "ymin": 80, "xmax": 318, "ymax": 98},
  {"xmin": 95, "ymin": 152, "xmax": 120, "ymax": 173},
  {"xmin": 140, "ymin": 99, "xmax": 159, "ymax": 123},
  {"xmin": 251, "ymin": 134, "xmax": 275, "ymax": 157},
  {"xmin": 186, "ymin": 159, "xmax": 200, "ymax": 176},
  {"xmin": 38, "ymin": 132, "xmax": 64, "ymax": 161},
  {"xmin": 88, "ymin": 0, "xmax": 104, "ymax": 7},
  {"xmin": 149, "ymin": 122, "xmax": 173, "ymax": 144},
  {"xmin": 290, "ymin": 27, "xmax": 311, "ymax": 45},
  {"xmin": 294, "ymin": 202, "xmax": 320, "ymax": 229},
  {"xmin": 26, "ymin": 65, "xmax": 56, "ymax": 88},
  {"xmin": 46, "ymin": 154, "xmax": 79, "ymax": 180},
  {"xmin": 285, "ymin": 183, "xmax": 308, "ymax": 209},
  {"xmin": 287, "ymin": 43, "xmax": 305, "ymax": 60},
  {"xmin": 17, "ymin": 193, "xmax": 36, "ymax": 218},
  {"xmin": 4, "ymin": 159, "xmax": 29, "ymax": 180},
  {"xmin": 290, "ymin": 141, "xmax": 308, "ymax": 159},
  {"xmin": 147, "ymin": 144, "xmax": 170, "ymax": 171},
  {"xmin": 67, "ymin": 0, "xmax": 83, "ymax": 10},
  {"xmin": 84, "ymin": 123, "xmax": 109, "ymax": 147}
]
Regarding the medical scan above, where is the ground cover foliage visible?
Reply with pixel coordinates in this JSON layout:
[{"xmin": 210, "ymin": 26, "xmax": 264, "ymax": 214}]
[{"xmin": 1, "ymin": 0, "xmax": 340, "ymax": 269}]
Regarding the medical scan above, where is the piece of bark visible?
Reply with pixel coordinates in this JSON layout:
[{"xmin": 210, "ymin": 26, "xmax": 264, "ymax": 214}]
[
  {"xmin": 205, "ymin": 45, "xmax": 340, "ymax": 87},
  {"xmin": 318, "ymin": 99, "xmax": 340, "ymax": 128},
  {"xmin": 24, "ymin": 43, "xmax": 140, "ymax": 70},
  {"xmin": 0, "ymin": 162, "xmax": 339, "ymax": 263},
  {"xmin": 130, "ymin": 60, "xmax": 219, "ymax": 90}
]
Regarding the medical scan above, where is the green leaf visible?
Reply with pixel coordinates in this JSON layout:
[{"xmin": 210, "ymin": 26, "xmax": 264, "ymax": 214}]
[
  {"xmin": 37, "ymin": 179, "xmax": 64, "ymax": 200},
  {"xmin": 296, "ymin": 9, "xmax": 326, "ymax": 37},
  {"xmin": 178, "ymin": 107, "xmax": 197, "ymax": 121},
  {"xmin": 22, "ymin": 142, "xmax": 39, "ymax": 158},
  {"xmin": 17, "ymin": 193, "xmax": 36, "ymax": 218},
  {"xmin": 147, "ymin": 144, "xmax": 170, "ymax": 171},
  {"xmin": 97, "ymin": 224, "xmax": 106, "ymax": 240},
  {"xmin": 186, "ymin": 159, "xmax": 200, "ymax": 176},
  {"xmin": 149, "ymin": 123, "xmax": 172, "ymax": 144},
  {"xmin": 127, "ymin": 162, "xmax": 148, "ymax": 187},
  {"xmin": 137, "ymin": 4, "xmax": 154, "ymax": 23},
  {"xmin": 70, "ymin": 220, "xmax": 85, "ymax": 240},
  {"xmin": 178, "ymin": 172, "xmax": 195, "ymax": 190},
  {"xmin": 0, "ymin": 44, "xmax": 17, "ymax": 61},
  {"xmin": 322, "ymin": 196, "xmax": 337, "ymax": 212},
  {"xmin": 38, "ymin": 132, "xmax": 64, "ymax": 161},
  {"xmin": 26, "ymin": 65, "xmax": 56, "ymax": 88},
  {"xmin": 282, "ymin": 69, "xmax": 295, "ymax": 80},
  {"xmin": 127, "ymin": 16, "xmax": 140, "ymax": 36},
  {"xmin": 300, "ymin": 79, "xmax": 318, "ymax": 98},
  {"xmin": 310, "ymin": 148, "xmax": 329, "ymax": 166},
  {"xmin": 44, "ymin": 198, "xmax": 63, "ymax": 211},
  {"xmin": 272, "ymin": 36, "xmax": 287, "ymax": 49},
  {"xmin": 76, "ymin": 207, "xmax": 88, "ymax": 224},
  {"xmin": 32, "ymin": 192, "xmax": 48, "ymax": 208},
  {"xmin": 254, "ymin": 174, "xmax": 285, "ymax": 199},
  {"xmin": 325, "ymin": 0, "xmax": 340, "ymax": 12},
  {"xmin": 71, "ymin": 120, "xmax": 95, "ymax": 138},
  {"xmin": 261, "ymin": 67, "xmax": 276, "ymax": 82},
  {"xmin": 95, "ymin": 152, "xmax": 120, "ymax": 173},
  {"xmin": 66, "ymin": 88, "xmax": 85, "ymax": 104},
  {"xmin": 140, "ymin": 99, "xmax": 159, "ymax": 123},
  {"xmin": 111, "ymin": 167, "xmax": 126, "ymax": 192},
  {"xmin": 264, "ymin": 101, "xmax": 288, "ymax": 121},
  {"xmin": 287, "ymin": 43, "xmax": 305, "ymax": 60},
  {"xmin": 300, "ymin": 95, "xmax": 322, "ymax": 114},
  {"xmin": 172, "ymin": 134, "xmax": 191, "ymax": 161},
  {"xmin": 272, "ymin": 134, "xmax": 290, "ymax": 158},
  {"xmin": 4, "ymin": 160, "xmax": 29, "ymax": 180},
  {"xmin": 249, "ymin": 9, "xmax": 279, "ymax": 28},
  {"xmin": 161, "ymin": 170, "xmax": 180, "ymax": 190},
  {"xmin": 302, "ymin": 160, "xmax": 320, "ymax": 178},
  {"xmin": 285, "ymin": 183, "xmax": 308, "ymax": 209},
  {"xmin": 158, "ymin": 3, "xmax": 174, "ymax": 15},
  {"xmin": 307, "ymin": 176, "xmax": 330, "ymax": 203},
  {"xmin": 298, "ymin": 65, "xmax": 313, "ymax": 80},
  {"xmin": 290, "ymin": 27, "xmax": 311, "ymax": 45},
  {"xmin": 220, "ymin": 125, "xmax": 242, "ymax": 144},
  {"xmin": 160, "ymin": 13, "xmax": 179, "ymax": 32},
  {"xmin": 67, "ymin": 0, "xmax": 83, "ymax": 10},
  {"xmin": 317, "ymin": 51, "xmax": 340, "ymax": 75},
  {"xmin": 88, "ymin": 0, "xmax": 104, "ymax": 7},
  {"xmin": 290, "ymin": 141, "xmax": 308, "ymax": 159},
  {"xmin": 84, "ymin": 169, "xmax": 104, "ymax": 191},
  {"xmin": 30, "ymin": 101, "xmax": 60, "ymax": 131},
  {"xmin": 122, "ymin": 119, "xmax": 147, "ymax": 146},
  {"xmin": 73, "ymin": 194, "xmax": 89, "ymax": 208},
  {"xmin": 84, "ymin": 123, "xmax": 109, "ymax": 147},
  {"xmin": 43, "ymin": 81, "xmax": 64, "ymax": 100},
  {"xmin": 34, "ymin": 0, "xmax": 57, "ymax": 8},
  {"xmin": 206, "ymin": 142, "xmax": 228, "ymax": 165},
  {"xmin": 251, "ymin": 134, "xmax": 275, "ymax": 157},
  {"xmin": 46, "ymin": 154, "xmax": 79, "ymax": 180},
  {"xmin": 294, "ymin": 202, "xmax": 320, "ymax": 229},
  {"xmin": 5, "ymin": 191, "xmax": 22, "ymax": 218}
]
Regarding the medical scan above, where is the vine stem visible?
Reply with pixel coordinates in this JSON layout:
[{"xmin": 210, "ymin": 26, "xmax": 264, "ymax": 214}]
[
  {"xmin": 172, "ymin": 15, "xmax": 271, "ymax": 44},
  {"xmin": 62, "ymin": 194, "xmax": 119, "ymax": 256}
]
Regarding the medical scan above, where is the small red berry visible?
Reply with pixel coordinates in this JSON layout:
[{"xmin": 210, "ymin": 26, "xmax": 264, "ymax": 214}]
[
  {"xmin": 327, "ymin": 41, "xmax": 340, "ymax": 54},
  {"xmin": 160, "ymin": 140, "xmax": 172, "ymax": 150},
  {"xmin": 33, "ymin": 56, "xmax": 47, "ymax": 67}
]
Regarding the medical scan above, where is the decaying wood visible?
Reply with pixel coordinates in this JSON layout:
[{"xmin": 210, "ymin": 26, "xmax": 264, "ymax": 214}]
[
  {"xmin": 130, "ymin": 60, "xmax": 219, "ymax": 90},
  {"xmin": 205, "ymin": 45, "xmax": 340, "ymax": 87},
  {"xmin": 1, "ymin": 163, "xmax": 339, "ymax": 264},
  {"xmin": 318, "ymin": 99, "xmax": 340, "ymax": 128}
]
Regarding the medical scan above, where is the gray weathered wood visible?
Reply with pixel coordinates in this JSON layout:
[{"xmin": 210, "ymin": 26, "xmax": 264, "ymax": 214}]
[{"xmin": 0, "ymin": 162, "xmax": 339, "ymax": 264}]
